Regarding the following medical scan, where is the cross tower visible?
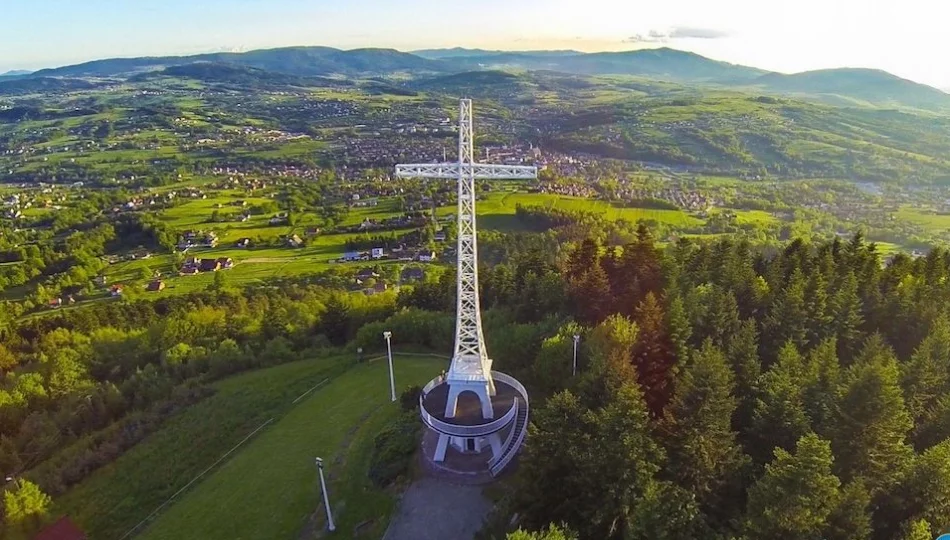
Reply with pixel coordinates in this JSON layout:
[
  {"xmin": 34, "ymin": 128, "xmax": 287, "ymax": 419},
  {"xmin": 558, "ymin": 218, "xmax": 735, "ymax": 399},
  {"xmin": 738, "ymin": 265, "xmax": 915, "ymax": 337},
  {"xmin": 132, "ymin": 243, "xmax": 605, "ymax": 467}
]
[{"xmin": 396, "ymin": 99, "xmax": 535, "ymax": 475}]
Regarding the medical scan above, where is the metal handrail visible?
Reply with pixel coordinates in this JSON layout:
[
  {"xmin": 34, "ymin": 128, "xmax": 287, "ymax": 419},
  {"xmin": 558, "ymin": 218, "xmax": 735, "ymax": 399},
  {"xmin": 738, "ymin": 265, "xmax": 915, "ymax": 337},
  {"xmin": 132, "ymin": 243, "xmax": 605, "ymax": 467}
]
[
  {"xmin": 489, "ymin": 371, "xmax": 530, "ymax": 476},
  {"xmin": 490, "ymin": 371, "xmax": 528, "ymax": 401},
  {"xmin": 419, "ymin": 395, "xmax": 519, "ymax": 437},
  {"xmin": 421, "ymin": 376, "xmax": 443, "ymax": 396},
  {"xmin": 488, "ymin": 399, "xmax": 520, "ymax": 468}
]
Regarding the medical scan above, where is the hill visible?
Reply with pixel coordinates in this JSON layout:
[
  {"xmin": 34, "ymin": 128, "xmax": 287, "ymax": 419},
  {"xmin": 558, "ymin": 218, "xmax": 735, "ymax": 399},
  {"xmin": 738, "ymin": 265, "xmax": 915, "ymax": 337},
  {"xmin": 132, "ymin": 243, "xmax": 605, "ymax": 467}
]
[
  {"xmin": 0, "ymin": 76, "xmax": 98, "ymax": 95},
  {"xmin": 754, "ymin": 68, "xmax": 950, "ymax": 111},
  {"xmin": 412, "ymin": 47, "xmax": 582, "ymax": 59},
  {"xmin": 30, "ymin": 46, "xmax": 448, "ymax": 78},
  {"xmin": 130, "ymin": 62, "xmax": 343, "ymax": 88},
  {"xmin": 0, "ymin": 69, "xmax": 32, "ymax": 78},
  {"xmin": 538, "ymin": 94, "xmax": 950, "ymax": 182},
  {"xmin": 453, "ymin": 47, "xmax": 767, "ymax": 84}
]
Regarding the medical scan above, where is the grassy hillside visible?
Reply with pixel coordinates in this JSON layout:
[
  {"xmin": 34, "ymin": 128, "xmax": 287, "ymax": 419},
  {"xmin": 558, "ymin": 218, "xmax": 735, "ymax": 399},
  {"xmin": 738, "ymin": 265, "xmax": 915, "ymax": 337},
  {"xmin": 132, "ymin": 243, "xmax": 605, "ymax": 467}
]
[
  {"xmin": 53, "ymin": 355, "xmax": 352, "ymax": 539},
  {"xmin": 754, "ymin": 68, "xmax": 950, "ymax": 111},
  {"xmin": 538, "ymin": 93, "xmax": 950, "ymax": 182},
  {"xmin": 137, "ymin": 355, "xmax": 443, "ymax": 540}
]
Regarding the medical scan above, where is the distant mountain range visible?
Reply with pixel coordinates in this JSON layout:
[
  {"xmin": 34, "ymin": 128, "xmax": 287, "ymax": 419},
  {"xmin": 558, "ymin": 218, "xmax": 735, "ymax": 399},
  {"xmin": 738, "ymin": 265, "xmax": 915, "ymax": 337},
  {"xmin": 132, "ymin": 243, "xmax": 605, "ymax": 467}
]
[
  {"xmin": 0, "ymin": 69, "xmax": 32, "ymax": 78},
  {"xmin": 10, "ymin": 46, "xmax": 950, "ymax": 111}
]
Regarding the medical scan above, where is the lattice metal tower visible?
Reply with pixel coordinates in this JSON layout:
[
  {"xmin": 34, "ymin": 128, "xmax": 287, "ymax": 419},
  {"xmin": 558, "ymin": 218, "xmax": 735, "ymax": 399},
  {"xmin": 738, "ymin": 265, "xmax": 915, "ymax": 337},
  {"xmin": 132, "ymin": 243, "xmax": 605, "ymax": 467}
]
[{"xmin": 396, "ymin": 99, "xmax": 536, "ymax": 419}]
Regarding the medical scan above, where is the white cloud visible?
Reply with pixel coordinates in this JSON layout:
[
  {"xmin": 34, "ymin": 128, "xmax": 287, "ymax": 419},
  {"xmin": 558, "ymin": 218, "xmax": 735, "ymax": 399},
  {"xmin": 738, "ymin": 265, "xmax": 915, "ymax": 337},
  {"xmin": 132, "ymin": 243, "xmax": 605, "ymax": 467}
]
[{"xmin": 625, "ymin": 25, "xmax": 730, "ymax": 43}]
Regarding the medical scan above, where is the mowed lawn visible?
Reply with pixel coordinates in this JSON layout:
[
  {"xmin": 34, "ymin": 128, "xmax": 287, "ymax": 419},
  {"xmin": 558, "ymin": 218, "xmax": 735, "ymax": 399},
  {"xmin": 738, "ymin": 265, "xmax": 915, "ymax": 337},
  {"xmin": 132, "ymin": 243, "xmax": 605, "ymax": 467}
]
[{"xmin": 138, "ymin": 355, "xmax": 445, "ymax": 540}]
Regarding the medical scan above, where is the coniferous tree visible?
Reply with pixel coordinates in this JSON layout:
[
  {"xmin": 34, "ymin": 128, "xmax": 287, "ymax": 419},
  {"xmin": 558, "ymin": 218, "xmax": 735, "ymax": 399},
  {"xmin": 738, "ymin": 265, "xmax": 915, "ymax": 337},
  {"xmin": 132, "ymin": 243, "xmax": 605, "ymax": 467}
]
[
  {"xmin": 318, "ymin": 294, "xmax": 350, "ymax": 345},
  {"xmin": 744, "ymin": 433, "xmax": 841, "ymax": 540},
  {"xmin": 763, "ymin": 270, "xmax": 808, "ymax": 363},
  {"xmin": 825, "ymin": 480, "xmax": 873, "ymax": 540},
  {"xmin": 802, "ymin": 338, "xmax": 841, "ymax": 437},
  {"xmin": 896, "ymin": 439, "xmax": 950, "ymax": 536},
  {"xmin": 749, "ymin": 342, "xmax": 811, "ymax": 465},
  {"xmin": 581, "ymin": 314, "xmax": 638, "ymax": 408},
  {"xmin": 632, "ymin": 292, "xmax": 676, "ymax": 416},
  {"xmin": 693, "ymin": 285, "xmax": 741, "ymax": 348},
  {"xmin": 626, "ymin": 481, "xmax": 710, "ymax": 540},
  {"xmin": 829, "ymin": 335, "xmax": 914, "ymax": 495},
  {"xmin": 831, "ymin": 272, "xmax": 865, "ymax": 365},
  {"xmin": 661, "ymin": 340, "xmax": 748, "ymax": 525},
  {"xmin": 901, "ymin": 314, "xmax": 950, "ymax": 447},
  {"xmin": 665, "ymin": 294, "xmax": 691, "ymax": 366},
  {"xmin": 570, "ymin": 265, "xmax": 612, "ymax": 325},
  {"xmin": 565, "ymin": 238, "xmax": 599, "ymax": 283},
  {"xmin": 516, "ymin": 384, "xmax": 662, "ymax": 540},
  {"xmin": 804, "ymin": 269, "xmax": 833, "ymax": 348},
  {"xmin": 726, "ymin": 318, "xmax": 762, "ymax": 440}
]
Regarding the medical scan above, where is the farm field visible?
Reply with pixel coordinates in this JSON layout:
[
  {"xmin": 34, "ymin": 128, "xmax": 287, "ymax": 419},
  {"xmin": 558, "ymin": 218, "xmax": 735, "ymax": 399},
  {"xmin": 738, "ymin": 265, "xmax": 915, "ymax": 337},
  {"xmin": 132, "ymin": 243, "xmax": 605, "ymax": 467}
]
[
  {"xmin": 896, "ymin": 206, "xmax": 950, "ymax": 232},
  {"xmin": 90, "ymin": 190, "xmax": 710, "ymax": 301},
  {"xmin": 137, "ymin": 354, "xmax": 444, "ymax": 540}
]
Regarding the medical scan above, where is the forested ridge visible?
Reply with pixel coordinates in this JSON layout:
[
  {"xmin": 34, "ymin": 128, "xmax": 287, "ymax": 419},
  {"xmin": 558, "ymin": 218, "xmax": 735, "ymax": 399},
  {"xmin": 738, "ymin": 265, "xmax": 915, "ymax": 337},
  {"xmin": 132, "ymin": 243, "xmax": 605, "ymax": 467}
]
[{"xmin": 3, "ymin": 222, "xmax": 950, "ymax": 538}]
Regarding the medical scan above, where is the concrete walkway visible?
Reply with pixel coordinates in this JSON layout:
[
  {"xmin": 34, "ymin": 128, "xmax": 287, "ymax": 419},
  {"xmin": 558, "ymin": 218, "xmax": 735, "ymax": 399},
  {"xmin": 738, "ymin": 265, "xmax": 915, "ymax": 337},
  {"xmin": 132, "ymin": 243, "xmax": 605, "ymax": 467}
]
[{"xmin": 383, "ymin": 477, "xmax": 492, "ymax": 540}]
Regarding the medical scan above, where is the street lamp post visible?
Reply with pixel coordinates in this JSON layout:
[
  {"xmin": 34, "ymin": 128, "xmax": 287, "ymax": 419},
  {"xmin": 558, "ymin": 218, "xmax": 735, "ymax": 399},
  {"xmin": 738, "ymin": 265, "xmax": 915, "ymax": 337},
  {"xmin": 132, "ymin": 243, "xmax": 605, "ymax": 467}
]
[
  {"xmin": 315, "ymin": 457, "xmax": 336, "ymax": 532},
  {"xmin": 572, "ymin": 334, "xmax": 580, "ymax": 377},
  {"xmin": 383, "ymin": 331, "xmax": 396, "ymax": 402}
]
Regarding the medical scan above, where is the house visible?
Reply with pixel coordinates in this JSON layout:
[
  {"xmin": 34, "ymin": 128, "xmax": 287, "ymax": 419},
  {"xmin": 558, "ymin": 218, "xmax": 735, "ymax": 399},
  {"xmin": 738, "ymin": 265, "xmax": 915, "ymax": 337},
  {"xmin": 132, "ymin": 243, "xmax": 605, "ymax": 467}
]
[
  {"xmin": 401, "ymin": 267, "xmax": 425, "ymax": 282},
  {"xmin": 371, "ymin": 247, "xmax": 385, "ymax": 259},
  {"xmin": 305, "ymin": 227, "xmax": 321, "ymax": 237},
  {"xmin": 184, "ymin": 256, "xmax": 199, "ymax": 267},
  {"xmin": 269, "ymin": 213, "xmax": 289, "ymax": 226},
  {"xmin": 202, "ymin": 232, "xmax": 218, "ymax": 248},
  {"xmin": 216, "ymin": 257, "xmax": 234, "ymax": 269},
  {"xmin": 180, "ymin": 266, "xmax": 200, "ymax": 276},
  {"xmin": 49, "ymin": 298, "xmax": 63, "ymax": 309},
  {"xmin": 417, "ymin": 250, "xmax": 437, "ymax": 262},
  {"xmin": 434, "ymin": 231, "xmax": 447, "ymax": 242},
  {"xmin": 343, "ymin": 251, "xmax": 360, "ymax": 262},
  {"xmin": 357, "ymin": 268, "xmax": 380, "ymax": 280},
  {"xmin": 147, "ymin": 280, "xmax": 166, "ymax": 292},
  {"xmin": 373, "ymin": 281, "xmax": 388, "ymax": 293},
  {"xmin": 33, "ymin": 516, "xmax": 87, "ymax": 540},
  {"xmin": 94, "ymin": 275, "xmax": 107, "ymax": 286},
  {"xmin": 287, "ymin": 234, "xmax": 304, "ymax": 248},
  {"xmin": 199, "ymin": 259, "xmax": 221, "ymax": 272},
  {"xmin": 236, "ymin": 238, "xmax": 251, "ymax": 248},
  {"xmin": 110, "ymin": 285, "xmax": 123, "ymax": 297}
]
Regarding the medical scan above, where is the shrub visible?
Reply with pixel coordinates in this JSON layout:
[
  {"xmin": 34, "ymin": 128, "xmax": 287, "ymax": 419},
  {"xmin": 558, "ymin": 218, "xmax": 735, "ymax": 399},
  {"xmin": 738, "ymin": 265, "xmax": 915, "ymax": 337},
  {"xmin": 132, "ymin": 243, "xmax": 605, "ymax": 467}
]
[
  {"xmin": 367, "ymin": 412, "xmax": 420, "ymax": 487},
  {"xmin": 400, "ymin": 385, "xmax": 422, "ymax": 412}
]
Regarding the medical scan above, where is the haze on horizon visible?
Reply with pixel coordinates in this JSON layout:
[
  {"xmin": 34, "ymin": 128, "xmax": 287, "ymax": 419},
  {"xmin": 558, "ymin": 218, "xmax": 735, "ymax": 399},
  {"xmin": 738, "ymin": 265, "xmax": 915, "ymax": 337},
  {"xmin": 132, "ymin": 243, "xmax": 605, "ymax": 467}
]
[{"xmin": 4, "ymin": 0, "xmax": 948, "ymax": 89}]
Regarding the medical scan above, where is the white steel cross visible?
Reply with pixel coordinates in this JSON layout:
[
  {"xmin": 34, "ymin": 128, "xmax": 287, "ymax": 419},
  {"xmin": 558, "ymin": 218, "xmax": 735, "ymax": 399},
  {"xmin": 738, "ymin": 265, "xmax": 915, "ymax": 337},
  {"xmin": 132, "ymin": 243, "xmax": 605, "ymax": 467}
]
[{"xmin": 395, "ymin": 99, "xmax": 537, "ymax": 388}]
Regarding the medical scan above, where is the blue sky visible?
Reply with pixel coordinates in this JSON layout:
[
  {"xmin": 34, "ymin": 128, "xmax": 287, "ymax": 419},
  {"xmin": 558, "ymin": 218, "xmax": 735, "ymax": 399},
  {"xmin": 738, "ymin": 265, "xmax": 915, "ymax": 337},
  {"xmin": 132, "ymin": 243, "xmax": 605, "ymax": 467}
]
[{"xmin": 4, "ymin": 0, "xmax": 948, "ymax": 88}]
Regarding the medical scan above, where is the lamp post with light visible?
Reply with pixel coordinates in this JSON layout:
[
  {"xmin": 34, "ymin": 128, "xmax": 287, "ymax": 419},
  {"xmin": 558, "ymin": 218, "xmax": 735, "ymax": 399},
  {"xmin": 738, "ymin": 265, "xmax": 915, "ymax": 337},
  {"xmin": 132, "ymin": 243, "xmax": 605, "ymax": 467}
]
[
  {"xmin": 572, "ymin": 334, "xmax": 580, "ymax": 376},
  {"xmin": 383, "ymin": 331, "xmax": 396, "ymax": 402},
  {"xmin": 315, "ymin": 457, "xmax": 336, "ymax": 532}
]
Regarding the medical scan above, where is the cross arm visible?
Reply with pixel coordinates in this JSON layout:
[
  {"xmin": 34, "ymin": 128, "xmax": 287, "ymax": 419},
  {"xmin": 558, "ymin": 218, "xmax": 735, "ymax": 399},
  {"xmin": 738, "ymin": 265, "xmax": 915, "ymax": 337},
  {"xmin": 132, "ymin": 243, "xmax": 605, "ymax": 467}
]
[{"xmin": 395, "ymin": 163, "xmax": 538, "ymax": 180}]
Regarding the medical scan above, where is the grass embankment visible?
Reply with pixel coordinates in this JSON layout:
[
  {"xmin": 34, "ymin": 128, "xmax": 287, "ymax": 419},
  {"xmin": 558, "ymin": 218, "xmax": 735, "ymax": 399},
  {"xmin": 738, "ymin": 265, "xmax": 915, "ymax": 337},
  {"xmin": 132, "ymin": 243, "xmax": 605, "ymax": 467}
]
[
  {"xmin": 55, "ymin": 355, "xmax": 353, "ymax": 538},
  {"xmin": 119, "ymin": 355, "xmax": 442, "ymax": 540}
]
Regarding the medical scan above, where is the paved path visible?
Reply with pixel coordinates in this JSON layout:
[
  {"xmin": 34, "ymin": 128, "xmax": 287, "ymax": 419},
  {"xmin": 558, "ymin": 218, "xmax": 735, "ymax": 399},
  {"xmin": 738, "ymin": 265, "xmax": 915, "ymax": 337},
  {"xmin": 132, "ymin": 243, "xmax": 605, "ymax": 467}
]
[{"xmin": 383, "ymin": 477, "xmax": 492, "ymax": 540}]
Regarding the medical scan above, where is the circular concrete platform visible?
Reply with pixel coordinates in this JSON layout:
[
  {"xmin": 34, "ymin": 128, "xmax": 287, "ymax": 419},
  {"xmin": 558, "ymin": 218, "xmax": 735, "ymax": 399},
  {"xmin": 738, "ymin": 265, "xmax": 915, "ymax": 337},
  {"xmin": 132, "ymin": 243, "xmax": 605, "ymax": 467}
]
[{"xmin": 421, "ymin": 380, "xmax": 518, "ymax": 426}]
